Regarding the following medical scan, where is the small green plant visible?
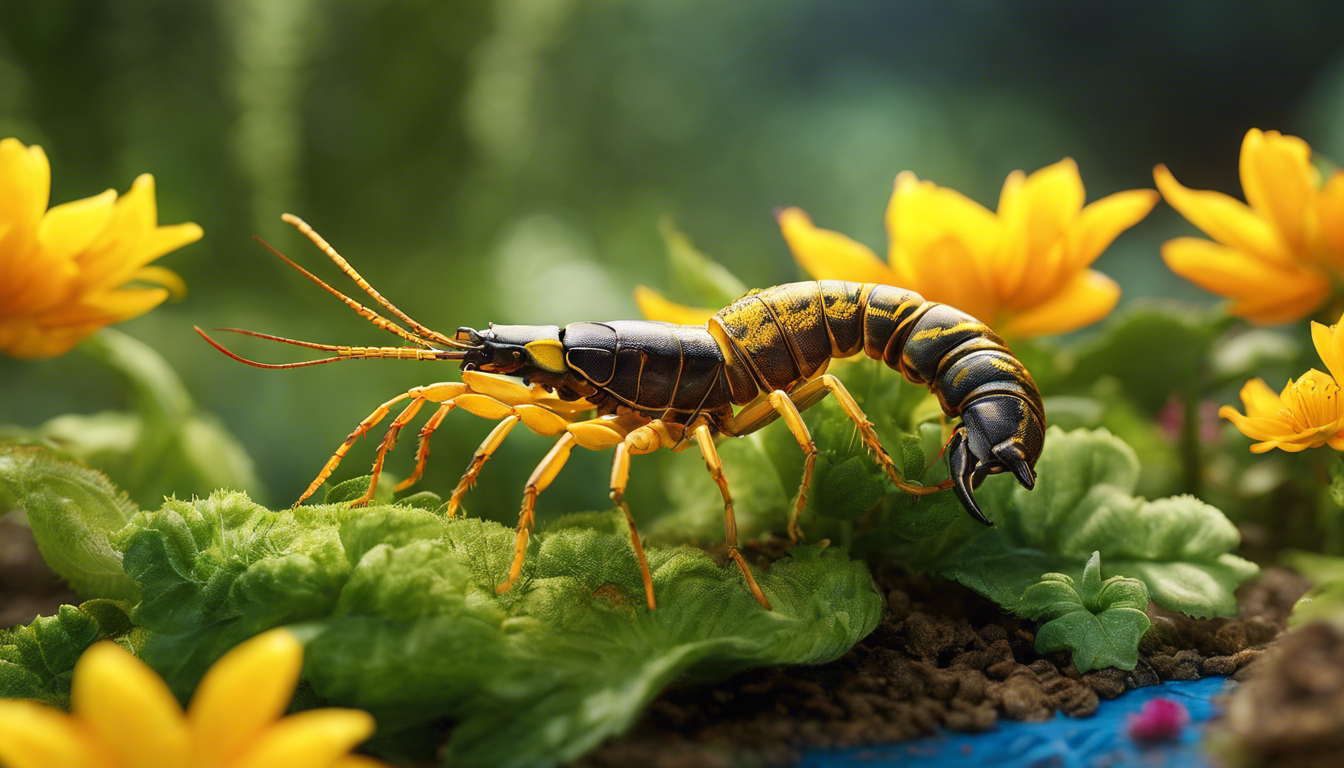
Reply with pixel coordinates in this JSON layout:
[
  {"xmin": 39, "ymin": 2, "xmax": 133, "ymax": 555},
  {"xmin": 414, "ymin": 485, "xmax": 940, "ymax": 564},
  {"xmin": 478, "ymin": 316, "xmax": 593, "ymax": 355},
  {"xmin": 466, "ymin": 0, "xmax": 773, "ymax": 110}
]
[{"xmin": 1018, "ymin": 552, "xmax": 1151, "ymax": 672}]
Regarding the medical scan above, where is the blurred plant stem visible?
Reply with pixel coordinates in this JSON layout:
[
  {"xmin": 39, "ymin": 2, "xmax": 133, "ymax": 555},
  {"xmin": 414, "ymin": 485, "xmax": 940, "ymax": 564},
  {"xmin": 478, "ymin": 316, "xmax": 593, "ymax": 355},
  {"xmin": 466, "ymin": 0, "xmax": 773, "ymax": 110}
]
[{"xmin": 1178, "ymin": 388, "xmax": 1203, "ymax": 498}]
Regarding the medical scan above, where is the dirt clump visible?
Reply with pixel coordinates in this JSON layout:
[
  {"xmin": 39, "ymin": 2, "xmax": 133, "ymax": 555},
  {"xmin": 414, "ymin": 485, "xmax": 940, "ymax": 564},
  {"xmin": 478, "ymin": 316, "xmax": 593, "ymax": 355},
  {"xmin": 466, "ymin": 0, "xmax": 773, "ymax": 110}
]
[{"xmin": 576, "ymin": 566, "xmax": 1308, "ymax": 768}]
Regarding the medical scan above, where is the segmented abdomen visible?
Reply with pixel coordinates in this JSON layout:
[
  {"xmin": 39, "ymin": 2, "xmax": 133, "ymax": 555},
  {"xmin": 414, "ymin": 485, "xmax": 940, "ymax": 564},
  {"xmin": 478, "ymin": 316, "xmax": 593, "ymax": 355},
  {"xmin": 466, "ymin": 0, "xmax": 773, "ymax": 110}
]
[{"xmin": 711, "ymin": 281, "xmax": 1043, "ymax": 422}]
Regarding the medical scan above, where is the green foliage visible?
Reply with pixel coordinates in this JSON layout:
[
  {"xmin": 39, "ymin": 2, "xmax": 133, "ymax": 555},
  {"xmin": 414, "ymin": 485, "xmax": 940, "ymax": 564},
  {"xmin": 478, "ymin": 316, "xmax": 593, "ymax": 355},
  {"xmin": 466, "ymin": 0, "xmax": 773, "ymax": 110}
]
[
  {"xmin": 882, "ymin": 427, "xmax": 1258, "ymax": 620},
  {"xmin": 1284, "ymin": 551, "xmax": 1344, "ymax": 628},
  {"xmin": 1018, "ymin": 552, "xmax": 1151, "ymax": 672},
  {"xmin": 10, "ymin": 329, "xmax": 264, "ymax": 509},
  {"xmin": 6, "ymin": 446, "xmax": 880, "ymax": 767},
  {"xmin": 659, "ymin": 216, "xmax": 747, "ymax": 308},
  {"xmin": 1058, "ymin": 303, "xmax": 1225, "ymax": 413},
  {"xmin": 0, "ymin": 601, "xmax": 136, "ymax": 707},
  {"xmin": 0, "ymin": 444, "xmax": 140, "ymax": 600}
]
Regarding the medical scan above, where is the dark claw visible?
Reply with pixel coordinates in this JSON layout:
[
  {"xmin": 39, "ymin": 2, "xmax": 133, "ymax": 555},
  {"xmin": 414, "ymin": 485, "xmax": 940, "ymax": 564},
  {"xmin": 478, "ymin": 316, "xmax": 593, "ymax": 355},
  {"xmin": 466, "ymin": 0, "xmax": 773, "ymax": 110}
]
[
  {"xmin": 947, "ymin": 430, "xmax": 994, "ymax": 526},
  {"xmin": 993, "ymin": 440, "xmax": 1037, "ymax": 490}
]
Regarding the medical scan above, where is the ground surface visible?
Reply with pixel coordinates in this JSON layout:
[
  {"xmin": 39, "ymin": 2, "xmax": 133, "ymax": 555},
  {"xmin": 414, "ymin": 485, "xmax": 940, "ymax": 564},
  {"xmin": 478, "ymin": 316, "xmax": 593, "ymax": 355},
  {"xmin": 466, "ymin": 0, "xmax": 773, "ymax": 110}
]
[
  {"xmin": 0, "ymin": 516, "xmax": 1318, "ymax": 768},
  {"xmin": 576, "ymin": 561, "xmax": 1309, "ymax": 768}
]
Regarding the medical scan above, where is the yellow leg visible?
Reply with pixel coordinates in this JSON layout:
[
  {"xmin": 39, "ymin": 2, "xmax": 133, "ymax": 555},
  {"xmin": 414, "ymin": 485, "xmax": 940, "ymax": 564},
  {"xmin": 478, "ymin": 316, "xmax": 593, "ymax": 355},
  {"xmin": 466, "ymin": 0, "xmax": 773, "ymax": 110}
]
[
  {"xmin": 394, "ymin": 402, "xmax": 456, "ymax": 492},
  {"xmin": 609, "ymin": 441, "xmax": 657, "ymax": 611},
  {"xmin": 691, "ymin": 422, "xmax": 772, "ymax": 610},
  {"xmin": 296, "ymin": 391, "xmax": 414, "ymax": 506},
  {"xmin": 352, "ymin": 396, "xmax": 427, "ymax": 505},
  {"xmin": 498, "ymin": 433, "xmax": 577, "ymax": 595},
  {"xmin": 789, "ymin": 374, "xmax": 947, "ymax": 496},
  {"xmin": 446, "ymin": 414, "xmax": 521, "ymax": 516}
]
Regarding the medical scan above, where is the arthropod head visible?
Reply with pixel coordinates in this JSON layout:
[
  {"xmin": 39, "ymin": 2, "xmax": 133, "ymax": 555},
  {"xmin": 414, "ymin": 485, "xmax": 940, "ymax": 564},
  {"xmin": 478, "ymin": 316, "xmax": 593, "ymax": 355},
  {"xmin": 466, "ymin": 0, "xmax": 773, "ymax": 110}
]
[
  {"xmin": 456, "ymin": 325, "xmax": 567, "ymax": 379},
  {"xmin": 946, "ymin": 394, "xmax": 1044, "ymax": 525}
]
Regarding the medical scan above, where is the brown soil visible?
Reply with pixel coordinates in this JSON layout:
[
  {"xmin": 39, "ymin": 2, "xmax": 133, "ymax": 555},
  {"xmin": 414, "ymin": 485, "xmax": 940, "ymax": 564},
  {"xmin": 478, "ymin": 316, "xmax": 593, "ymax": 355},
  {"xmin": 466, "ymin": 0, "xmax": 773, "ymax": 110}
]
[
  {"xmin": 575, "ymin": 563, "xmax": 1310, "ymax": 768},
  {"xmin": 0, "ymin": 516, "xmax": 77, "ymax": 629}
]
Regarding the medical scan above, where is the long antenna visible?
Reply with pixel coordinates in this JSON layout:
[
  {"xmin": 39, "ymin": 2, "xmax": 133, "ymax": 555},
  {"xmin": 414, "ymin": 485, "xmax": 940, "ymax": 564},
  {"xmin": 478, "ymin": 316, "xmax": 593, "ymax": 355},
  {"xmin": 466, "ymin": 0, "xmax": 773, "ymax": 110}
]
[
  {"xmin": 195, "ymin": 326, "xmax": 465, "ymax": 370},
  {"xmin": 281, "ymin": 213, "xmax": 458, "ymax": 347},
  {"xmin": 252, "ymin": 235, "xmax": 445, "ymax": 349}
]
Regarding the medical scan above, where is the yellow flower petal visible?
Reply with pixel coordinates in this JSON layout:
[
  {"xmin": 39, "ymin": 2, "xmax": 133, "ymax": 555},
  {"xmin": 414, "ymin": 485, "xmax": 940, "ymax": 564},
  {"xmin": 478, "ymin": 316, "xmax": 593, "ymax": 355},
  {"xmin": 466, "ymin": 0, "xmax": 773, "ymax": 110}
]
[
  {"xmin": 1016, "ymin": 158, "xmax": 1085, "ymax": 258},
  {"xmin": 778, "ymin": 206, "xmax": 898, "ymax": 284},
  {"xmin": 1064, "ymin": 188, "xmax": 1159, "ymax": 273},
  {"xmin": 1001, "ymin": 269, "xmax": 1119, "ymax": 337},
  {"xmin": 72, "ymin": 642, "xmax": 191, "ymax": 768},
  {"xmin": 0, "ymin": 700, "xmax": 117, "ymax": 768},
  {"xmin": 188, "ymin": 629, "xmax": 305, "ymax": 768},
  {"xmin": 134, "ymin": 264, "xmax": 189, "ymax": 299},
  {"xmin": 1240, "ymin": 129, "xmax": 1316, "ymax": 254},
  {"xmin": 633, "ymin": 285, "xmax": 717, "ymax": 325},
  {"xmin": 886, "ymin": 172, "xmax": 998, "ymax": 298},
  {"xmin": 38, "ymin": 189, "xmax": 117, "ymax": 264},
  {"xmin": 1312, "ymin": 318, "xmax": 1344, "ymax": 388},
  {"xmin": 1319, "ymin": 171, "xmax": 1344, "ymax": 260},
  {"xmin": 1154, "ymin": 164, "xmax": 1290, "ymax": 267},
  {"xmin": 1161, "ymin": 236, "xmax": 1330, "ymax": 324},
  {"xmin": 1237, "ymin": 377, "xmax": 1285, "ymax": 419},
  {"xmin": 230, "ymin": 709, "xmax": 376, "ymax": 768},
  {"xmin": 0, "ymin": 137, "xmax": 50, "ymax": 252}
]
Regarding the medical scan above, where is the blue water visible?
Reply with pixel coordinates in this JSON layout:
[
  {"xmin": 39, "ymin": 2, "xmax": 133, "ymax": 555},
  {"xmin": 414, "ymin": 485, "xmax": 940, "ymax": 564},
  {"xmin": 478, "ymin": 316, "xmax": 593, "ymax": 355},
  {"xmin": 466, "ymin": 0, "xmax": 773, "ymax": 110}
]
[{"xmin": 799, "ymin": 677, "xmax": 1231, "ymax": 768}]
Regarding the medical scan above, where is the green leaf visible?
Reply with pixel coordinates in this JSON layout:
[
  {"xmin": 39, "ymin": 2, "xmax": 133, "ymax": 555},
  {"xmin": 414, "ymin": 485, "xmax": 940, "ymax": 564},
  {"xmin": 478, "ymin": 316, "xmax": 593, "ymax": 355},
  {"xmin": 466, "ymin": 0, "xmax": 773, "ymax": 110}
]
[
  {"xmin": 0, "ymin": 445, "xmax": 140, "ymax": 600},
  {"xmin": 882, "ymin": 427, "xmax": 1258, "ymax": 619},
  {"xmin": 659, "ymin": 216, "xmax": 747, "ymax": 308},
  {"xmin": 1284, "ymin": 551, "xmax": 1344, "ymax": 628},
  {"xmin": 1019, "ymin": 552, "xmax": 1151, "ymax": 672},
  {"xmin": 110, "ymin": 491, "xmax": 880, "ymax": 767},
  {"xmin": 1057, "ymin": 303, "xmax": 1222, "ymax": 412},
  {"xmin": 0, "ymin": 601, "xmax": 136, "ymax": 706}
]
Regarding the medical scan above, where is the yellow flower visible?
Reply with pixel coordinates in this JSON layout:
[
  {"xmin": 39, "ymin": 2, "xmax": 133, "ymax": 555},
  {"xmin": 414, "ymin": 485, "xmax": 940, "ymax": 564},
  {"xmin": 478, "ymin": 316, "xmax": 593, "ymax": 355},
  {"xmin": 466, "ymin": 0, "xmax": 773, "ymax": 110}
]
[
  {"xmin": 0, "ymin": 137, "xmax": 202, "ymax": 359},
  {"xmin": 636, "ymin": 160, "xmax": 1156, "ymax": 337},
  {"xmin": 1218, "ymin": 371, "xmax": 1344, "ymax": 453},
  {"xmin": 1220, "ymin": 311, "xmax": 1344, "ymax": 453},
  {"xmin": 0, "ymin": 629, "xmax": 388, "ymax": 768},
  {"xmin": 1156, "ymin": 128, "xmax": 1344, "ymax": 325}
]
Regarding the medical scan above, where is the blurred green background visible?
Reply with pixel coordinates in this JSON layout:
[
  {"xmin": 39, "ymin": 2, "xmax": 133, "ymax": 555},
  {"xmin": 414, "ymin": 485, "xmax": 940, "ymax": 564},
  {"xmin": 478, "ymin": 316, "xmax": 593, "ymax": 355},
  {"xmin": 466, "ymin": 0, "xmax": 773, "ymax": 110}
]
[{"xmin": 3, "ymin": 0, "xmax": 1344, "ymax": 518}]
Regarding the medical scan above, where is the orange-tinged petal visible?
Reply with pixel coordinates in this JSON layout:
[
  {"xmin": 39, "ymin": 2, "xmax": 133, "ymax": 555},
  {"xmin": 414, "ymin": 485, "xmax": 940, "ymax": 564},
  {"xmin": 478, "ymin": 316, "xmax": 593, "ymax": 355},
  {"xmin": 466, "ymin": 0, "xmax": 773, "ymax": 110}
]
[
  {"xmin": 1161, "ymin": 236, "xmax": 1330, "ymax": 323},
  {"xmin": 1064, "ymin": 188, "xmax": 1159, "ymax": 273},
  {"xmin": 133, "ymin": 264, "xmax": 188, "ymax": 299},
  {"xmin": 72, "ymin": 642, "xmax": 191, "ymax": 768},
  {"xmin": 0, "ymin": 138, "xmax": 50, "ymax": 248},
  {"xmin": 778, "ymin": 207, "xmax": 897, "ymax": 284},
  {"xmin": 1237, "ymin": 377, "xmax": 1285, "ymax": 419},
  {"xmin": 1000, "ymin": 269, "xmax": 1119, "ymax": 337},
  {"xmin": 1319, "ymin": 171, "xmax": 1344, "ymax": 260},
  {"xmin": 0, "ymin": 700, "xmax": 117, "ymax": 768},
  {"xmin": 898, "ymin": 236, "xmax": 994, "ymax": 322},
  {"xmin": 633, "ymin": 285, "xmax": 716, "ymax": 325},
  {"xmin": 1016, "ymin": 158, "xmax": 1085, "ymax": 258},
  {"xmin": 1312, "ymin": 317, "xmax": 1344, "ymax": 387},
  {"xmin": 38, "ymin": 189, "xmax": 117, "ymax": 264},
  {"xmin": 1240, "ymin": 129, "xmax": 1317, "ymax": 254},
  {"xmin": 886, "ymin": 173, "xmax": 998, "ymax": 298},
  {"xmin": 229, "ymin": 709, "xmax": 376, "ymax": 768},
  {"xmin": 189, "ymin": 629, "xmax": 305, "ymax": 768},
  {"xmin": 1154, "ymin": 164, "xmax": 1290, "ymax": 266}
]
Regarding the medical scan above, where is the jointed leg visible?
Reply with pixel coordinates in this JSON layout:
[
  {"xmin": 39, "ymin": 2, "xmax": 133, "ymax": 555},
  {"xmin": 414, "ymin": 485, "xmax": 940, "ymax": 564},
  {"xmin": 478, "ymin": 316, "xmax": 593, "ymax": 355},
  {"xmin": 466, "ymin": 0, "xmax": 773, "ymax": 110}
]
[
  {"xmin": 297, "ymin": 391, "xmax": 415, "ymax": 506},
  {"xmin": 394, "ymin": 402, "xmax": 456, "ymax": 492},
  {"xmin": 691, "ymin": 422, "xmax": 771, "ymax": 610},
  {"xmin": 789, "ymin": 374, "xmax": 951, "ymax": 495},
  {"xmin": 445, "ymin": 414, "xmax": 521, "ymax": 516},
  {"xmin": 609, "ymin": 441, "xmax": 656, "ymax": 611},
  {"xmin": 352, "ymin": 396, "xmax": 428, "ymax": 505},
  {"xmin": 498, "ymin": 433, "xmax": 577, "ymax": 595}
]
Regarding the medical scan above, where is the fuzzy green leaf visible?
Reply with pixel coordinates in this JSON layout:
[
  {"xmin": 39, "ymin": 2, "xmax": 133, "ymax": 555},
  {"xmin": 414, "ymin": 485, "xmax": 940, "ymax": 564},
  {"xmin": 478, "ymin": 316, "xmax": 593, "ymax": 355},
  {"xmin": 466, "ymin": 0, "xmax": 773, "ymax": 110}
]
[
  {"xmin": 0, "ymin": 445, "xmax": 140, "ymax": 600},
  {"xmin": 0, "ymin": 601, "xmax": 136, "ymax": 706},
  {"xmin": 1284, "ymin": 551, "xmax": 1344, "ymax": 628},
  {"xmin": 110, "ymin": 490, "xmax": 880, "ymax": 767},
  {"xmin": 1019, "ymin": 552, "xmax": 1151, "ymax": 672},
  {"xmin": 884, "ymin": 427, "xmax": 1257, "ymax": 619}
]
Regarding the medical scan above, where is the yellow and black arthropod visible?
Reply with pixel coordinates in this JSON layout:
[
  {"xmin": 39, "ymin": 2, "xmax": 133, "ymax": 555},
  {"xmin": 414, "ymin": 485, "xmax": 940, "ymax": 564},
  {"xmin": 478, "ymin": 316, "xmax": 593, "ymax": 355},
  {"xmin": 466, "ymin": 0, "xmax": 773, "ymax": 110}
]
[{"xmin": 199, "ymin": 215, "xmax": 1045, "ymax": 612}]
